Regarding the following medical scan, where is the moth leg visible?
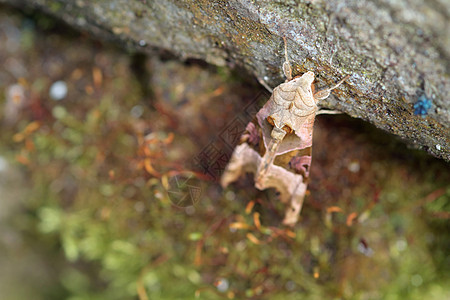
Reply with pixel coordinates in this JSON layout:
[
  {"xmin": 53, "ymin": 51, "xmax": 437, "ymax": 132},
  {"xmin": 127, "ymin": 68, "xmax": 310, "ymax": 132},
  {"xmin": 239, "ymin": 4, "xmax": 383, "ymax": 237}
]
[
  {"xmin": 260, "ymin": 36, "xmax": 294, "ymax": 92},
  {"xmin": 314, "ymin": 74, "xmax": 350, "ymax": 101},
  {"xmin": 282, "ymin": 182, "xmax": 308, "ymax": 226},
  {"xmin": 256, "ymin": 36, "xmax": 294, "ymax": 92},
  {"xmin": 255, "ymin": 127, "xmax": 286, "ymax": 187},
  {"xmin": 221, "ymin": 144, "xmax": 259, "ymax": 188},
  {"xmin": 282, "ymin": 37, "xmax": 293, "ymax": 81},
  {"xmin": 256, "ymin": 76, "xmax": 273, "ymax": 93},
  {"xmin": 316, "ymin": 109, "xmax": 342, "ymax": 115}
]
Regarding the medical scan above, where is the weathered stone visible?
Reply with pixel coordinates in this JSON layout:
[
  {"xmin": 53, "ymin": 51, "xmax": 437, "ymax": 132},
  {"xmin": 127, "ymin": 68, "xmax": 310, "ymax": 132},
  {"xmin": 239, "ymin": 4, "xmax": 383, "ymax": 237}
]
[{"xmin": 2, "ymin": 0, "xmax": 449, "ymax": 161}]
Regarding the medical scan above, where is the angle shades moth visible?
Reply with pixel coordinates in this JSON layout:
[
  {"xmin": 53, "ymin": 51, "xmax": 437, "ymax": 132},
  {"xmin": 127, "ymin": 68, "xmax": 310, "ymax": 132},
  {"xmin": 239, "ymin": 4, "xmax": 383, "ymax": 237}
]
[{"xmin": 221, "ymin": 37, "xmax": 349, "ymax": 226}]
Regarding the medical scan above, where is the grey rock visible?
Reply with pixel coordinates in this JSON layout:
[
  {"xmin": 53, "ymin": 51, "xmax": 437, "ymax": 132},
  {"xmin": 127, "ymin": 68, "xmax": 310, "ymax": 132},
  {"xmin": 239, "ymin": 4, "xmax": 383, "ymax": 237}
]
[{"xmin": 2, "ymin": 0, "xmax": 449, "ymax": 160}]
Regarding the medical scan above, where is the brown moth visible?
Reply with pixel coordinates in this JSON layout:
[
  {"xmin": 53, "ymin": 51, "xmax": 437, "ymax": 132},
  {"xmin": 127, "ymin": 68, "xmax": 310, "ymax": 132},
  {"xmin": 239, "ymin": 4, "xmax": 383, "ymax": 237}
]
[{"xmin": 221, "ymin": 38, "xmax": 349, "ymax": 226}]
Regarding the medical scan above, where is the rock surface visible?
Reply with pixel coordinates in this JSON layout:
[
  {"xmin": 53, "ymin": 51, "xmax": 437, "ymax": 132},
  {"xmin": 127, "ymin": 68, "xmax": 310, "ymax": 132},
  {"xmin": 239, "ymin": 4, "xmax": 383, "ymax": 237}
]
[{"xmin": 2, "ymin": 0, "xmax": 449, "ymax": 161}]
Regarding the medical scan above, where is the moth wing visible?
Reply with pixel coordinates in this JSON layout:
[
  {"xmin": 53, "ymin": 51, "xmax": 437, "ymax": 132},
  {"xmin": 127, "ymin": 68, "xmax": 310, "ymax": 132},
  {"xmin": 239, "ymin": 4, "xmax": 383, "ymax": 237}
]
[
  {"xmin": 220, "ymin": 143, "xmax": 261, "ymax": 188},
  {"xmin": 272, "ymin": 74, "xmax": 314, "ymax": 106},
  {"xmin": 255, "ymin": 162, "xmax": 308, "ymax": 226}
]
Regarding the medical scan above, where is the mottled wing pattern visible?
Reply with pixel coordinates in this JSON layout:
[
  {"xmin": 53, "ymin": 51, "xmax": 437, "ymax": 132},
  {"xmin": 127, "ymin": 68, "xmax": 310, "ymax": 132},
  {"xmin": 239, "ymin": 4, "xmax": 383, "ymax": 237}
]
[{"xmin": 221, "ymin": 72, "xmax": 317, "ymax": 225}]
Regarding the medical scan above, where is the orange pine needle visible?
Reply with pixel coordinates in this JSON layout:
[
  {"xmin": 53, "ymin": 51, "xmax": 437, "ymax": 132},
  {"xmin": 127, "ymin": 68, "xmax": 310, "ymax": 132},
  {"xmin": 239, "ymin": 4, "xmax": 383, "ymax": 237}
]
[
  {"xmin": 15, "ymin": 154, "xmax": 29, "ymax": 165},
  {"xmin": 24, "ymin": 121, "xmax": 41, "ymax": 134},
  {"xmin": 229, "ymin": 222, "xmax": 250, "ymax": 230},
  {"xmin": 245, "ymin": 200, "xmax": 255, "ymax": 214},
  {"xmin": 24, "ymin": 138, "xmax": 35, "ymax": 151},
  {"xmin": 326, "ymin": 206, "xmax": 343, "ymax": 213},
  {"xmin": 253, "ymin": 212, "xmax": 261, "ymax": 230},
  {"xmin": 246, "ymin": 233, "xmax": 261, "ymax": 244},
  {"xmin": 163, "ymin": 132, "xmax": 174, "ymax": 144},
  {"xmin": 194, "ymin": 242, "xmax": 202, "ymax": 266},
  {"xmin": 144, "ymin": 158, "xmax": 160, "ymax": 177},
  {"xmin": 346, "ymin": 212, "xmax": 358, "ymax": 226},
  {"xmin": 93, "ymin": 67, "xmax": 103, "ymax": 89},
  {"xmin": 13, "ymin": 121, "xmax": 41, "ymax": 142},
  {"xmin": 284, "ymin": 229, "xmax": 296, "ymax": 238},
  {"xmin": 136, "ymin": 277, "xmax": 149, "ymax": 300}
]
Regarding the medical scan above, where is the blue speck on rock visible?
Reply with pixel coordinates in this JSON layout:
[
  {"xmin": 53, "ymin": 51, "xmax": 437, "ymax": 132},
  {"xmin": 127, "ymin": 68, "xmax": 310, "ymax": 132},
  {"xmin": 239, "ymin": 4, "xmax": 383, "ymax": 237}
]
[{"xmin": 413, "ymin": 95, "xmax": 432, "ymax": 117}]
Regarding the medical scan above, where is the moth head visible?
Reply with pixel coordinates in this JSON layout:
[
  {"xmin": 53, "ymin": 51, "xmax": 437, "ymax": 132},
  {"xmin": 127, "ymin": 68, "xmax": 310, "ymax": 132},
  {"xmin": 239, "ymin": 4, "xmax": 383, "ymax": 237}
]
[
  {"xmin": 265, "ymin": 71, "xmax": 317, "ymax": 134},
  {"xmin": 291, "ymin": 71, "xmax": 316, "ymax": 107}
]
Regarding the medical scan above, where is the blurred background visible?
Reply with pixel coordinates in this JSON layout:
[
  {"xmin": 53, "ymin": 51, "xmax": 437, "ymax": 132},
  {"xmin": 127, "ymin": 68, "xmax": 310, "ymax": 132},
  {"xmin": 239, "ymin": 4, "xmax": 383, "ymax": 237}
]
[{"xmin": 0, "ymin": 5, "xmax": 449, "ymax": 300}]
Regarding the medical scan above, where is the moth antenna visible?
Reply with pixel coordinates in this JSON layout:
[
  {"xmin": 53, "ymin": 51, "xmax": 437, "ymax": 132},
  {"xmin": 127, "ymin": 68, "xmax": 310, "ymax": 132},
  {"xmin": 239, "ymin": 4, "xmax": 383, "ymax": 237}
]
[
  {"xmin": 328, "ymin": 74, "xmax": 351, "ymax": 90},
  {"xmin": 282, "ymin": 37, "xmax": 292, "ymax": 81},
  {"xmin": 283, "ymin": 36, "xmax": 289, "ymax": 63},
  {"xmin": 314, "ymin": 74, "xmax": 351, "ymax": 101},
  {"xmin": 316, "ymin": 109, "xmax": 342, "ymax": 115},
  {"xmin": 255, "ymin": 127, "xmax": 287, "ymax": 185},
  {"xmin": 257, "ymin": 76, "xmax": 274, "ymax": 93}
]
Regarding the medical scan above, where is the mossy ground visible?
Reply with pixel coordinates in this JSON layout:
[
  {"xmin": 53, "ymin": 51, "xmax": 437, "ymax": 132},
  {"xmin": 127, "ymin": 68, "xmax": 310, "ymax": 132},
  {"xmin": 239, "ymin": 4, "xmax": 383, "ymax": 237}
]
[{"xmin": 0, "ymin": 7, "xmax": 449, "ymax": 300}]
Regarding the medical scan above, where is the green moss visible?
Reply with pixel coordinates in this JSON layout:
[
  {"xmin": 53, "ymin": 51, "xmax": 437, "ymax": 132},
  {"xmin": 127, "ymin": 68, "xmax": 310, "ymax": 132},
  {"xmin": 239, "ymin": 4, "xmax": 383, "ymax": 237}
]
[{"xmin": 49, "ymin": 2, "xmax": 62, "ymax": 13}]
